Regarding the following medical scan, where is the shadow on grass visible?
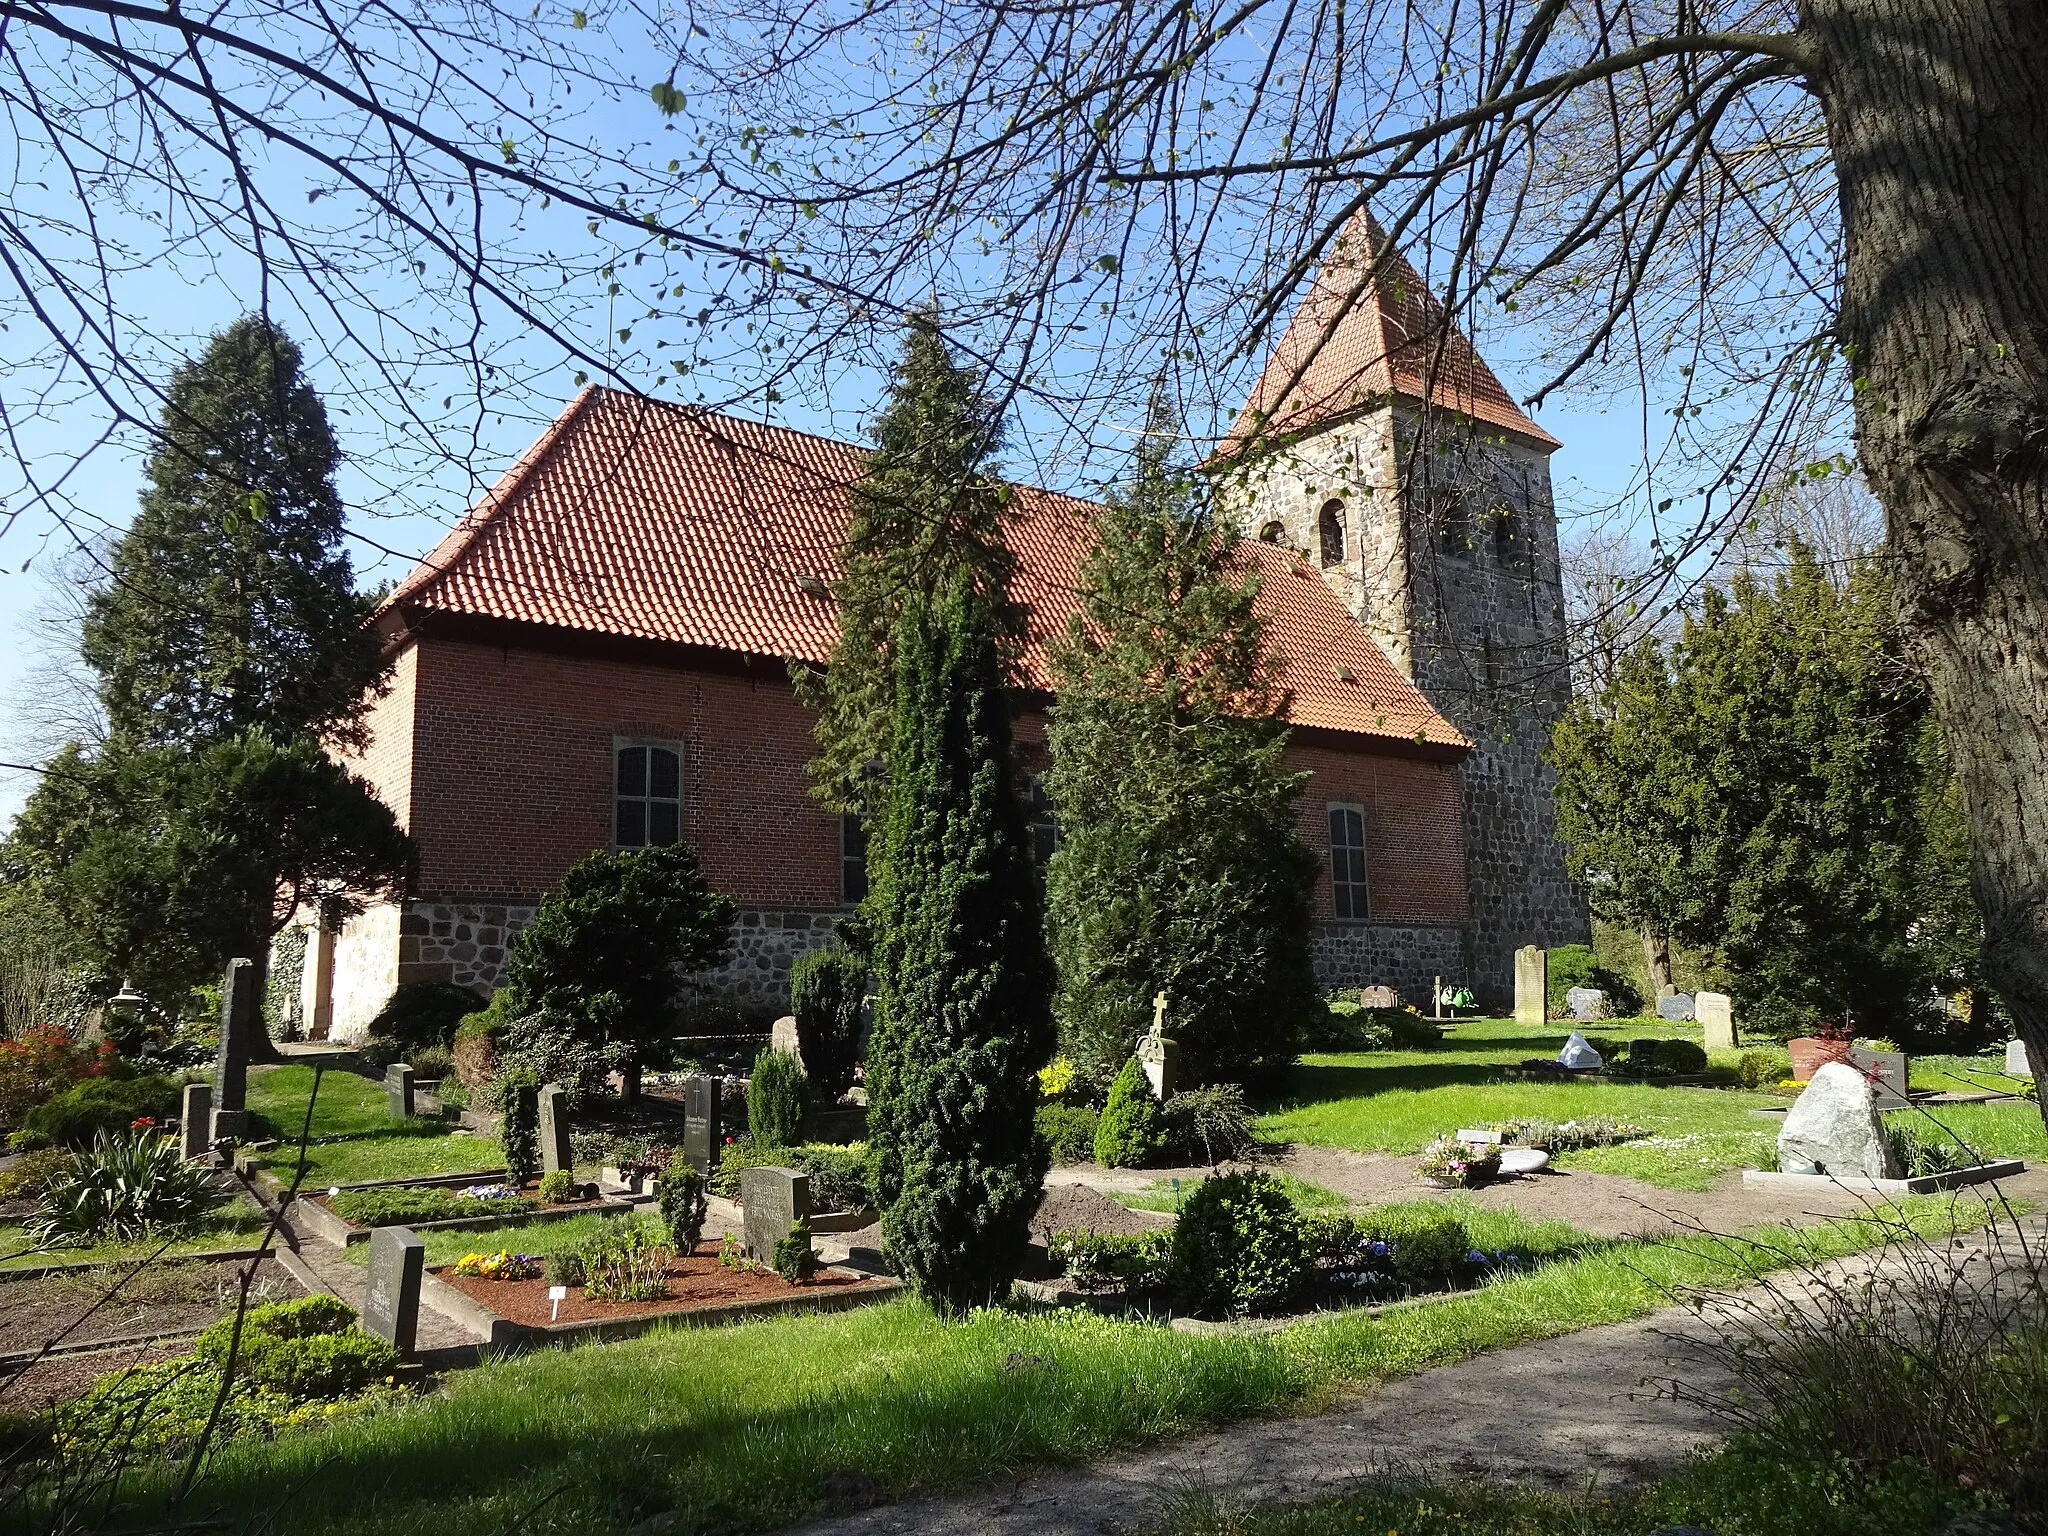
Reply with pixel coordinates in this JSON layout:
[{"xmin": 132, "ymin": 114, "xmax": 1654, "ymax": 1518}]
[{"xmin": 1277, "ymin": 1061, "xmax": 1521, "ymax": 1102}]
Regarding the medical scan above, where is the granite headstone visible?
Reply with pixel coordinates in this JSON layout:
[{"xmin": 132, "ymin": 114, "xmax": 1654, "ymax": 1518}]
[
  {"xmin": 1358, "ymin": 985, "xmax": 1399, "ymax": 1010},
  {"xmin": 1697, "ymin": 990, "xmax": 1736, "ymax": 1051},
  {"xmin": 179, "ymin": 1081, "xmax": 213, "ymax": 1161},
  {"xmin": 209, "ymin": 957, "xmax": 259, "ymax": 1142},
  {"xmin": 363, "ymin": 1224, "xmax": 425, "ymax": 1356},
  {"xmin": 2008, "ymin": 1038, "xmax": 2034, "ymax": 1079},
  {"xmin": 537, "ymin": 1082, "xmax": 572, "ymax": 1178},
  {"xmin": 740, "ymin": 1165, "xmax": 810, "ymax": 1263},
  {"xmin": 1848, "ymin": 1045, "xmax": 1911, "ymax": 1111},
  {"xmin": 385, "ymin": 1063, "xmax": 416, "ymax": 1119},
  {"xmin": 1657, "ymin": 992, "xmax": 1696, "ymax": 1022},
  {"xmin": 1513, "ymin": 945, "xmax": 1547, "ymax": 1025},
  {"xmin": 683, "ymin": 1075, "xmax": 723, "ymax": 1175},
  {"xmin": 1565, "ymin": 986, "xmax": 1608, "ymax": 1021}
]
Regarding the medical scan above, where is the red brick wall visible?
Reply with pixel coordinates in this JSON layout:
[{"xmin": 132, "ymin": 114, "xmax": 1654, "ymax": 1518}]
[
  {"xmin": 1287, "ymin": 740, "xmax": 1470, "ymax": 924},
  {"xmin": 341, "ymin": 644, "xmax": 417, "ymax": 827},
  {"xmin": 369, "ymin": 634, "xmax": 1467, "ymax": 923}
]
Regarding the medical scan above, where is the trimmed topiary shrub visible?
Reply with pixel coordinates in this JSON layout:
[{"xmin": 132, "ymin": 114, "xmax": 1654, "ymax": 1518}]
[
  {"xmin": 536, "ymin": 1169, "xmax": 576, "ymax": 1203},
  {"xmin": 498, "ymin": 1075, "xmax": 540, "ymax": 1185},
  {"xmin": 1358, "ymin": 1205, "xmax": 1471, "ymax": 1292},
  {"xmin": 792, "ymin": 1143, "xmax": 871, "ymax": 1211},
  {"xmin": 19, "ymin": 1075, "xmax": 180, "ymax": 1151},
  {"xmin": 773, "ymin": 1218, "xmax": 820, "ymax": 1283},
  {"xmin": 1168, "ymin": 1171, "xmax": 1312, "ymax": 1316},
  {"xmin": 655, "ymin": 1163, "xmax": 709, "ymax": 1252},
  {"xmin": 1093, "ymin": 1056, "xmax": 1163, "ymax": 1168},
  {"xmin": 1036, "ymin": 1103, "xmax": 1101, "ymax": 1164},
  {"xmin": 1738, "ymin": 1048, "xmax": 1787, "ymax": 1089},
  {"xmin": 789, "ymin": 946, "xmax": 866, "ymax": 1104},
  {"xmin": 748, "ymin": 1047, "xmax": 810, "ymax": 1148}
]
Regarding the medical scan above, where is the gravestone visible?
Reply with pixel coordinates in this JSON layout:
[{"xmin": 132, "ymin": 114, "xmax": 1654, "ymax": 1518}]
[
  {"xmin": 1848, "ymin": 1045, "xmax": 1911, "ymax": 1111},
  {"xmin": 1657, "ymin": 992, "xmax": 1696, "ymax": 1022},
  {"xmin": 1498, "ymin": 1147, "xmax": 1550, "ymax": 1175},
  {"xmin": 2008, "ymin": 1038, "xmax": 2034, "ymax": 1079},
  {"xmin": 682, "ymin": 1075, "xmax": 723, "ymax": 1175},
  {"xmin": 1135, "ymin": 992, "xmax": 1178, "ymax": 1100},
  {"xmin": 363, "ymin": 1225, "xmax": 425, "ymax": 1356},
  {"xmin": 385, "ymin": 1063, "xmax": 416, "ymax": 1119},
  {"xmin": 1557, "ymin": 1031, "xmax": 1602, "ymax": 1070},
  {"xmin": 769, "ymin": 1014, "xmax": 804, "ymax": 1069},
  {"xmin": 1778, "ymin": 1061, "xmax": 1896, "ymax": 1179},
  {"xmin": 1697, "ymin": 991, "xmax": 1736, "ymax": 1051},
  {"xmin": 1564, "ymin": 986, "xmax": 1608, "ymax": 1021},
  {"xmin": 537, "ymin": 1082, "xmax": 572, "ymax": 1178},
  {"xmin": 1359, "ymin": 985, "xmax": 1399, "ymax": 1010},
  {"xmin": 179, "ymin": 1081, "xmax": 213, "ymax": 1161},
  {"xmin": 1513, "ymin": 946, "xmax": 1547, "ymax": 1025},
  {"xmin": 740, "ymin": 1166, "xmax": 810, "ymax": 1263},
  {"xmin": 209, "ymin": 957, "xmax": 259, "ymax": 1142}
]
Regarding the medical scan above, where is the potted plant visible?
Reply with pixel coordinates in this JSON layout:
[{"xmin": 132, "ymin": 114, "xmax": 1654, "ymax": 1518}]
[
  {"xmin": 1786, "ymin": 1019, "xmax": 1855, "ymax": 1083},
  {"xmin": 1416, "ymin": 1136, "xmax": 1502, "ymax": 1188}
]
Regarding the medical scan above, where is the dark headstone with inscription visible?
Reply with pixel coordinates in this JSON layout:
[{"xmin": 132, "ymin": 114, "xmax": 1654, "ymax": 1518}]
[
  {"xmin": 385, "ymin": 1063, "xmax": 416, "ymax": 1119},
  {"xmin": 180, "ymin": 1081, "xmax": 213, "ymax": 1161},
  {"xmin": 363, "ymin": 1225, "xmax": 425, "ymax": 1356},
  {"xmin": 209, "ymin": 957, "xmax": 259, "ymax": 1141},
  {"xmin": 537, "ymin": 1082, "xmax": 572, "ymax": 1177},
  {"xmin": 1848, "ymin": 1045, "xmax": 1911, "ymax": 1111},
  {"xmin": 741, "ymin": 1166, "xmax": 810, "ymax": 1264},
  {"xmin": 683, "ymin": 1075, "xmax": 723, "ymax": 1175}
]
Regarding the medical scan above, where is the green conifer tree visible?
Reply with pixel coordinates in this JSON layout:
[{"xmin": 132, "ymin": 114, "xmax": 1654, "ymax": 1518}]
[
  {"xmin": 865, "ymin": 578, "xmax": 1052, "ymax": 1313},
  {"xmin": 796, "ymin": 313, "xmax": 1022, "ymax": 821},
  {"xmin": 1044, "ymin": 396, "xmax": 1318, "ymax": 1087}
]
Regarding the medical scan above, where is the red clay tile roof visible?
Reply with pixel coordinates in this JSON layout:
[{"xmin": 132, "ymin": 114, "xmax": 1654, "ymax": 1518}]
[
  {"xmin": 1220, "ymin": 214, "xmax": 1560, "ymax": 455},
  {"xmin": 385, "ymin": 387, "xmax": 1468, "ymax": 751}
]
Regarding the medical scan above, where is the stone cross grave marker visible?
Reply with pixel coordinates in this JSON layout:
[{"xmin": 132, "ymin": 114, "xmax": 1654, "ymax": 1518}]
[
  {"xmin": 385, "ymin": 1063, "xmax": 416, "ymax": 1119},
  {"xmin": 209, "ymin": 957, "xmax": 259, "ymax": 1142},
  {"xmin": 1696, "ymin": 991, "xmax": 1735, "ymax": 1050},
  {"xmin": 683, "ymin": 1076, "xmax": 723, "ymax": 1175},
  {"xmin": 363, "ymin": 1225, "xmax": 425, "ymax": 1356},
  {"xmin": 537, "ymin": 1082, "xmax": 572, "ymax": 1178},
  {"xmin": 1513, "ymin": 946, "xmax": 1546, "ymax": 1025},
  {"xmin": 741, "ymin": 1166, "xmax": 811, "ymax": 1263},
  {"xmin": 179, "ymin": 1081, "xmax": 213, "ymax": 1161},
  {"xmin": 1847, "ymin": 1045, "xmax": 1911, "ymax": 1111},
  {"xmin": 1135, "ymin": 991, "xmax": 1179, "ymax": 1100}
]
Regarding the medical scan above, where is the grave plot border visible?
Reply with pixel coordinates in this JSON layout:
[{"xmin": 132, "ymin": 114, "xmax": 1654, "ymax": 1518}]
[
  {"xmin": 1741, "ymin": 1158, "xmax": 2027, "ymax": 1195},
  {"xmin": 291, "ymin": 1190, "xmax": 632, "ymax": 1248}
]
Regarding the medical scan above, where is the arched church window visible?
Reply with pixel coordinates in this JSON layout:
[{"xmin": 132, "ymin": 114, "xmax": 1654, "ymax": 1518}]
[
  {"xmin": 1257, "ymin": 521, "xmax": 1285, "ymax": 544},
  {"xmin": 1317, "ymin": 499, "xmax": 1347, "ymax": 566}
]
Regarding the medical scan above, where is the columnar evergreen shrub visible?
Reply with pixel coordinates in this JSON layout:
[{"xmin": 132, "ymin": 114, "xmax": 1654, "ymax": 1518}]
[
  {"xmin": 1167, "ymin": 1171, "xmax": 1312, "ymax": 1316},
  {"xmin": 789, "ymin": 946, "xmax": 867, "ymax": 1103},
  {"xmin": 1092, "ymin": 1057, "xmax": 1163, "ymax": 1168},
  {"xmin": 656, "ymin": 1163, "xmax": 709, "ymax": 1251},
  {"xmin": 748, "ymin": 1047, "xmax": 810, "ymax": 1148},
  {"xmin": 866, "ymin": 580, "xmax": 1053, "ymax": 1314},
  {"xmin": 499, "ymin": 1076, "xmax": 540, "ymax": 1185},
  {"xmin": 773, "ymin": 1218, "xmax": 820, "ymax": 1283}
]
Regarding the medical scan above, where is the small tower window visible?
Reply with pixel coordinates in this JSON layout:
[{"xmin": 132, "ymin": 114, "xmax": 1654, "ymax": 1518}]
[
  {"xmin": 1491, "ymin": 501, "xmax": 1519, "ymax": 559},
  {"xmin": 1257, "ymin": 520, "xmax": 1285, "ymax": 544},
  {"xmin": 1437, "ymin": 491, "xmax": 1474, "ymax": 558},
  {"xmin": 1317, "ymin": 499, "xmax": 1347, "ymax": 566}
]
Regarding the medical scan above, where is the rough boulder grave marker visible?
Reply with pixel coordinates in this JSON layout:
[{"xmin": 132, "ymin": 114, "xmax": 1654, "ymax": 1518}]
[
  {"xmin": 741, "ymin": 1166, "xmax": 810, "ymax": 1264},
  {"xmin": 364, "ymin": 1225, "xmax": 425, "ymax": 1356},
  {"xmin": 1657, "ymin": 993, "xmax": 1696, "ymax": 1023},
  {"xmin": 1513, "ymin": 946, "xmax": 1547, "ymax": 1024},
  {"xmin": 1557, "ymin": 1032, "xmax": 1602, "ymax": 1071},
  {"xmin": 1696, "ymin": 991, "xmax": 1736, "ymax": 1050},
  {"xmin": 385, "ymin": 1063, "xmax": 416, "ymax": 1119},
  {"xmin": 1777, "ymin": 1061, "xmax": 1897, "ymax": 1180},
  {"xmin": 209, "ymin": 957, "xmax": 259, "ymax": 1142},
  {"xmin": 537, "ymin": 1082, "xmax": 573, "ymax": 1178},
  {"xmin": 683, "ymin": 1076, "xmax": 723, "ymax": 1175},
  {"xmin": 770, "ymin": 1014, "xmax": 804, "ymax": 1070},
  {"xmin": 179, "ymin": 1081, "xmax": 213, "ymax": 1161}
]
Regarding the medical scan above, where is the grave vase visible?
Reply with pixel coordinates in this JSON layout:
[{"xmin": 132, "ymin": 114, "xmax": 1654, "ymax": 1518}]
[{"xmin": 1787, "ymin": 1036, "xmax": 1853, "ymax": 1083}]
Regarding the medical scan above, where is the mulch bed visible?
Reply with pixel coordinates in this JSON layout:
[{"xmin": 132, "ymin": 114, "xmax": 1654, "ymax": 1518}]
[{"xmin": 433, "ymin": 1243, "xmax": 892, "ymax": 1328}]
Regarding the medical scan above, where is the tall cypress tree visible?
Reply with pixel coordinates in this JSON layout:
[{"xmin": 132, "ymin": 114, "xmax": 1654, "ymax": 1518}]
[
  {"xmin": 865, "ymin": 577, "xmax": 1052, "ymax": 1314},
  {"xmin": 82, "ymin": 314, "xmax": 383, "ymax": 750},
  {"xmin": 1044, "ymin": 396, "xmax": 1318, "ymax": 1087},
  {"xmin": 797, "ymin": 313, "xmax": 1021, "ymax": 817}
]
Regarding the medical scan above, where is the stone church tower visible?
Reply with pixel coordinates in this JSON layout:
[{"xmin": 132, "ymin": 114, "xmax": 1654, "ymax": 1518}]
[{"xmin": 1215, "ymin": 216, "xmax": 1589, "ymax": 1003}]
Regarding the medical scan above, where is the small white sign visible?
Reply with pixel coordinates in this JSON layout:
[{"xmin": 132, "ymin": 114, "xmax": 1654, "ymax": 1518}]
[
  {"xmin": 328, "ymin": 1186, "xmax": 341, "ymax": 1198},
  {"xmin": 548, "ymin": 1284, "xmax": 567, "ymax": 1321}
]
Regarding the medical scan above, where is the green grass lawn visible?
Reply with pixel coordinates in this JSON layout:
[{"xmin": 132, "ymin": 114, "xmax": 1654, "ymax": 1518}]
[
  {"xmin": 0, "ymin": 1200, "xmax": 272, "ymax": 1270},
  {"xmin": 245, "ymin": 1065, "xmax": 503, "ymax": 1187},
  {"xmin": 95, "ymin": 1192, "xmax": 1999, "ymax": 1536}
]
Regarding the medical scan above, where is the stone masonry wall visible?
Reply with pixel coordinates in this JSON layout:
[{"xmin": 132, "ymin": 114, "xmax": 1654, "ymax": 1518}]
[{"xmin": 1310, "ymin": 920, "xmax": 1467, "ymax": 1005}]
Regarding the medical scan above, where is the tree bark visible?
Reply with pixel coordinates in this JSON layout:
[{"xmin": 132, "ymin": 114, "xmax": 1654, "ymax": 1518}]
[
  {"xmin": 1640, "ymin": 923, "xmax": 1675, "ymax": 999},
  {"xmin": 1807, "ymin": 0, "xmax": 2048, "ymax": 1134}
]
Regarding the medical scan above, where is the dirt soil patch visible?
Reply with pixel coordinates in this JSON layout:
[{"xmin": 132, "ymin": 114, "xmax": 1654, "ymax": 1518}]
[
  {"xmin": 1031, "ymin": 1182, "xmax": 1173, "ymax": 1242},
  {"xmin": 0, "ymin": 1257, "xmax": 302, "ymax": 1359},
  {"xmin": 433, "ymin": 1244, "xmax": 893, "ymax": 1328}
]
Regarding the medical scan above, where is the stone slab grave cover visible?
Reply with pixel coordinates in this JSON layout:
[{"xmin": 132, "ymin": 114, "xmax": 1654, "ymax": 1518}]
[
  {"xmin": 1565, "ymin": 987, "xmax": 1608, "ymax": 1021},
  {"xmin": 1657, "ymin": 992, "xmax": 1696, "ymax": 1023},
  {"xmin": 1777, "ymin": 1061, "xmax": 1897, "ymax": 1180},
  {"xmin": 1847, "ymin": 1045, "xmax": 1911, "ymax": 1111},
  {"xmin": 537, "ymin": 1082, "xmax": 573, "ymax": 1178},
  {"xmin": 1514, "ymin": 945, "xmax": 1546, "ymax": 1025},
  {"xmin": 682, "ymin": 1075, "xmax": 723, "ymax": 1175},
  {"xmin": 364, "ymin": 1224, "xmax": 425, "ymax": 1356},
  {"xmin": 385, "ymin": 1063, "xmax": 416, "ymax": 1119},
  {"xmin": 741, "ymin": 1165, "xmax": 811, "ymax": 1263},
  {"xmin": 179, "ymin": 1081, "xmax": 213, "ymax": 1161},
  {"xmin": 1697, "ymin": 991, "xmax": 1736, "ymax": 1050},
  {"xmin": 1136, "ymin": 991, "xmax": 1179, "ymax": 1100},
  {"xmin": 2010, "ymin": 1038, "xmax": 2035, "ymax": 1079},
  {"xmin": 1358, "ymin": 985, "xmax": 1399, "ymax": 1010},
  {"xmin": 209, "ymin": 957, "xmax": 259, "ymax": 1142},
  {"xmin": 1557, "ymin": 1031, "xmax": 1602, "ymax": 1071}
]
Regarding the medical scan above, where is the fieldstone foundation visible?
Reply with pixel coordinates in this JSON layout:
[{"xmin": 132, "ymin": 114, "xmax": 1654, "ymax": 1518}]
[{"xmin": 1311, "ymin": 923, "xmax": 1468, "ymax": 1008}]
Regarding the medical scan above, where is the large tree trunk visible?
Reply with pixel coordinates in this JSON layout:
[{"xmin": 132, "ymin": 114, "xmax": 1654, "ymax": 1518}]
[
  {"xmin": 1808, "ymin": 0, "xmax": 2048, "ymax": 1134},
  {"xmin": 1640, "ymin": 924, "xmax": 1674, "ymax": 1000}
]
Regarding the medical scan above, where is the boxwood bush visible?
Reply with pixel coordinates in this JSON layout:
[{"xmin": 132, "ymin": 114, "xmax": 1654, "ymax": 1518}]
[
  {"xmin": 1167, "ymin": 1170, "xmax": 1313, "ymax": 1316},
  {"xmin": 195, "ymin": 1294, "xmax": 399, "ymax": 1399},
  {"xmin": 1035, "ymin": 1103, "xmax": 1100, "ymax": 1165}
]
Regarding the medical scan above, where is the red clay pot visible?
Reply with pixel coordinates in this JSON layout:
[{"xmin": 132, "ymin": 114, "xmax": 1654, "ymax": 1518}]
[{"xmin": 1787, "ymin": 1035, "xmax": 1853, "ymax": 1083}]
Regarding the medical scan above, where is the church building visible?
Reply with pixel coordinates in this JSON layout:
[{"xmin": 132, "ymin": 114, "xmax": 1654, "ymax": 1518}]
[{"xmin": 300, "ymin": 223, "xmax": 1586, "ymax": 1042}]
